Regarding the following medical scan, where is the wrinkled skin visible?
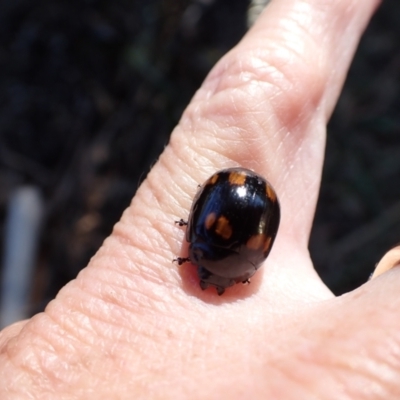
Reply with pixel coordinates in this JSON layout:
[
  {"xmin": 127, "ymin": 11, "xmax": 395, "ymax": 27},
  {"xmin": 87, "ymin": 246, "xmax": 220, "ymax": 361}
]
[{"xmin": 3, "ymin": 0, "xmax": 398, "ymax": 399}]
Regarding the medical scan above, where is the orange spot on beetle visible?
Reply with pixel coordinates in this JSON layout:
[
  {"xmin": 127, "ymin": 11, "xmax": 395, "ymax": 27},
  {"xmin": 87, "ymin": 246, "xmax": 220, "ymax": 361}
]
[
  {"xmin": 215, "ymin": 216, "xmax": 232, "ymax": 239},
  {"xmin": 205, "ymin": 212, "xmax": 217, "ymax": 230},
  {"xmin": 208, "ymin": 173, "xmax": 219, "ymax": 185},
  {"xmin": 263, "ymin": 236, "xmax": 272, "ymax": 253},
  {"xmin": 228, "ymin": 171, "xmax": 246, "ymax": 185},
  {"xmin": 246, "ymin": 234, "xmax": 267, "ymax": 250},
  {"xmin": 266, "ymin": 184, "xmax": 276, "ymax": 202}
]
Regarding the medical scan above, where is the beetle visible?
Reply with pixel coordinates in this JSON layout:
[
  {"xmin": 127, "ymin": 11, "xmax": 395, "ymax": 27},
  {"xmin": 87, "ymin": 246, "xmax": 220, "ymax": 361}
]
[{"xmin": 174, "ymin": 167, "xmax": 280, "ymax": 295}]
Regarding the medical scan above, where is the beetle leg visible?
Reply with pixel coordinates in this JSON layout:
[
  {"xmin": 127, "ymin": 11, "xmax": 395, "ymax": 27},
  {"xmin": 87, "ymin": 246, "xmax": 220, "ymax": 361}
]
[
  {"xmin": 200, "ymin": 280, "xmax": 225, "ymax": 295},
  {"xmin": 174, "ymin": 219, "xmax": 188, "ymax": 226},
  {"xmin": 199, "ymin": 280, "xmax": 209, "ymax": 291},
  {"xmin": 173, "ymin": 257, "xmax": 190, "ymax": 265},
  {"xmin": 242, "ymin": 279, "xmax": 251, "ymax": 285},
  {"xmin": 216, "ymin": 286, "xmax": 225, "ymax": 296}
]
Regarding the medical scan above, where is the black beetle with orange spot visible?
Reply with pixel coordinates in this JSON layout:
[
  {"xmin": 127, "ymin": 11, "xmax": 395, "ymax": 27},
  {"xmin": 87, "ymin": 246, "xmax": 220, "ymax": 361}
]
[{"xmin": 175, "ymin": 167, "xmax": 280, "ymax": 295}]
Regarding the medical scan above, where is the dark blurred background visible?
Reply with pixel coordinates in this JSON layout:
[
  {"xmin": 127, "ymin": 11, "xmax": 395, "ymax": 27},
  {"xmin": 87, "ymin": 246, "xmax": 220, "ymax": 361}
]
[{"xmin": 0, "ymin": 0, "xmax": 399, "ymax": 321}]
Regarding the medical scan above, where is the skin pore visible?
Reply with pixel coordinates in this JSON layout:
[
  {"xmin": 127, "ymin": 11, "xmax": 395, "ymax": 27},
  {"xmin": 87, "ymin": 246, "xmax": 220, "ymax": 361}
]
[{"xmin": 3, "ymin": 0, "xmax": 400, "ymax": 399}]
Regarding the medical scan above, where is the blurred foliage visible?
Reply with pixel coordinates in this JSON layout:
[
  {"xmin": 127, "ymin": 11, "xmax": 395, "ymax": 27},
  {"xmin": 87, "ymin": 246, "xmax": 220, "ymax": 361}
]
[
  {"xmin": 0, "ymin": 0, "xmax": 248, "ymax": 311},
  {"xmin": 310, "ymin": 0, "xmax": 400, "ymax": 294}
]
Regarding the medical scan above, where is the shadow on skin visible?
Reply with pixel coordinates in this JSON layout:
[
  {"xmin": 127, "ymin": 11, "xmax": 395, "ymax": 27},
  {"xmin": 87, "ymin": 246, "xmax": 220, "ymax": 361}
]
[{"xmin": 174, "ymin": 235, "xmax": 263, "ymax": 305}]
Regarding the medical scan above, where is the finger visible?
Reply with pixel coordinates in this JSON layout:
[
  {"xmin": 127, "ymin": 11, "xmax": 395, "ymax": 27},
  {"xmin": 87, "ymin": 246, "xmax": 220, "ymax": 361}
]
[
  {"xmin": 168, "ymin": 0, "xmax": 381, "ymax": 246},
  {"xmin": 0, "ymin": 320, "xmax": 27, "ymax": 349},
  {"xmin": 145, "ymin": 0, "xmax": 381, "ymax": 302},
  {"xmin": 87, "ymin": 0, "xmax": 380, "ymax": 301},
  {"xmin": 371, "ymin": 246, "xmax": 400, "ymax": 279}
]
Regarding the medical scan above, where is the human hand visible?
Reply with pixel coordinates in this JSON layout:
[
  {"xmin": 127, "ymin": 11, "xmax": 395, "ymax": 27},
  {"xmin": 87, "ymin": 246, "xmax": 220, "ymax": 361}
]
[{"xmin": 2, "ymin": 0, "xmax": 394, "ymax": 399}]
